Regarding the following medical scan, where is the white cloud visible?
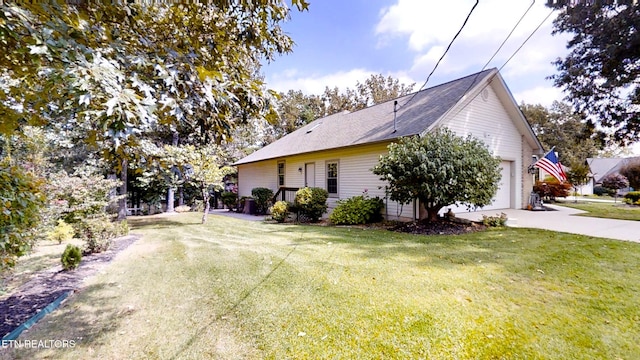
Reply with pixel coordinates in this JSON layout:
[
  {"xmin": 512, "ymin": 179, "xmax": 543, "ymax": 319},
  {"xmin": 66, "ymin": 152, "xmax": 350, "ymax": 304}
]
[
  {"xmin": 512, "ymin": 86, "xmax": 565, "ymax": 107},
  {"xmin": 266, "ymin": 68, "xmax": 418, "ymax": 95}
]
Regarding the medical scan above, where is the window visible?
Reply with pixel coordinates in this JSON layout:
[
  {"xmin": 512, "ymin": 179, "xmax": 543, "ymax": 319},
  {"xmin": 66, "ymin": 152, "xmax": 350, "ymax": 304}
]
[
  {"xmin": 277, "ymin": 161, "xmax": 285, "ymax": 187},
  {"xmin": 326, "ymin": 161, "xmax": 338, "ymax": 196}
]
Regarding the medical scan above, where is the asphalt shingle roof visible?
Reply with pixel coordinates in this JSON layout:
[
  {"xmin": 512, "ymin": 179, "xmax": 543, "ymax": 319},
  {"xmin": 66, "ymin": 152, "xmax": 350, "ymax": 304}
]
[{"xmin": 235, "ymin": 69, "xmax": 496, "ymax": 165}]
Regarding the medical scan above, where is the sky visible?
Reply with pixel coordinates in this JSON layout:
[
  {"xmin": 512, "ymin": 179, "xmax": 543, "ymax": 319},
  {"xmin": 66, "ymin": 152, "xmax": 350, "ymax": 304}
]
[
  {"xmin": 261, "ymin": 0, "xmax": 640, "ymax": 155},
  {"xmin": 263, "ymin": 0, "xmax": 569, "ymax": 107}
]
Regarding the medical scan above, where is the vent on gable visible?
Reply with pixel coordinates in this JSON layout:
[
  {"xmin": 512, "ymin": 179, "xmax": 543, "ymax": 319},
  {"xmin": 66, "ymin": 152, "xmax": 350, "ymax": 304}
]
[
  {"xmin": 306, "ymin": 122, "xmax": 322, "ymax": 133},
  {"xmin": 481, "ymin": 88, "xmax": 489, "ymax": 102}
]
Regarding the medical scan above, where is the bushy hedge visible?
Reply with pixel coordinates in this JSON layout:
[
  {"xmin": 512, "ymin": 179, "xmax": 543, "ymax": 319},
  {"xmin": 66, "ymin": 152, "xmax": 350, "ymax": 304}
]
[
  {"xmin": 47, "ymin": 220, "xmax": 75, "ymax": 244},
  {"xmin": 61, "ymin": 244, "xmax": 82, "ymax": 271},
  {"xmin": 624, "ymin": 191, "xmax": 640, "ymax": 205},
  {"xmin": 593, "ymin": 186, "xmax": 612, "ymax": 196},
  {"xmin": 330, "ymin": 195, "xmax": 384, "ymax": 225},
  {"xmin": 294, "ymin": 187, "xmax": 328, "ymax": 222},
  {"xmin": 221, "ymin": 191, "xmax": 238, "ymax": 210},
  {"xmin": 77, "ymin": 216, "xmax": 128, "ymax": 254},
  {"xmin": 270, "ymin": 201, "xmax": 289, "ymax": 223},
  {"xmin": 251, "ymin": 187, "xmax": 274, "ymax": 215}
]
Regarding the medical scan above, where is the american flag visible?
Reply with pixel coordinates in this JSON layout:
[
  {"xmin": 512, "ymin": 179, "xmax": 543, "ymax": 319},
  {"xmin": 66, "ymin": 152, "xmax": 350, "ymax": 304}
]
[{"xmin": 534, "ymin": 149, "xmax": 567, "ymax": 182}]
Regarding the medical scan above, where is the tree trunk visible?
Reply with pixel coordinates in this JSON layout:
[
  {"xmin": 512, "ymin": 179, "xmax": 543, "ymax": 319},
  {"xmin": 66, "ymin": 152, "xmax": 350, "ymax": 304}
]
[
  {"xmin": 178, "ymin": 186, "xmax": 184, "ymax": 206},
  {"xmin": 167, "ymin": 187, "xmax": 175, "ymax": 212},
  {"xmin": 117, "ymin": 158, "xmax": 128, "ymax": 221},
  {"xmin": 418, "ymin": 202, "xmax": 442, "ymax": 222},
  {"xmin": 201, "ymin": 185, "xmax": 210, "ymax": 224}
]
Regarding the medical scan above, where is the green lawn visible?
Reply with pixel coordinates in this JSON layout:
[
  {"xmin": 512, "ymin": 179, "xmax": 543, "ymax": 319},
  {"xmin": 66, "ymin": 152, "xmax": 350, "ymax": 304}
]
[
  {"xmin": 556, "ymin": 200, "xmax": 640, "ymax": 221},
  {"xmin": 3, "ymin": 213, "xmax": 640, "ymax": 359}
]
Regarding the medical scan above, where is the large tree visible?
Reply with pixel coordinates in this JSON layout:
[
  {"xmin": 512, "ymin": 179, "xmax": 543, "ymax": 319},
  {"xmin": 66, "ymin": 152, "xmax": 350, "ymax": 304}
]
[
  {"xmin": 372, "ymin": 128, "xmax": 501, "ymax": 222},
  {"xmin": 520, "ymin": 101, "xmax": 604, "ymax": 166},
  {"xmin": 1, "ymin": 1, "xmax": 309, "ymax": 219},
  {"xmin": 547, "ymin": 2, "xmax": 640, "ymax": 143}
]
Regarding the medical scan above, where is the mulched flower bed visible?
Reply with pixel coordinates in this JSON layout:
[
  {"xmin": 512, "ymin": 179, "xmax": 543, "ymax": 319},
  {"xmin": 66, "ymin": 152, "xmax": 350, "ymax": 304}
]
[
  {"xmin": 392, "ymin": 219, "xmax": 486, "ymax": 235},
  {"xmin": 0, "ymin": 234, "xmax": 140, "ymax": 339}
]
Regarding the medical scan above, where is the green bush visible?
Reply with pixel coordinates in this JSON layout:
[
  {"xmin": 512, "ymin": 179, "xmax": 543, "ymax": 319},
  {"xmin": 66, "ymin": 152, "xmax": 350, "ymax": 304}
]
[
  {"xmin": 482, "ymin": 213, "xmax": 508, "ymax": 227},
  {"xmin": 47, "ymin": 219, "xmax": 75, "ymax": 244},
  {"xmin": 624, "ymin": 191, "xmax": 640, "ymax": 205},
  {"xmin": 270, "ymin": 201, "xmax": 290, "ymax": 223},
  {"xmin": 191, "ymin": 200, "xmax": 205, "ymax": 212},
  {"xmin": 61, "ymin": 244, "xmax": 82, "ymax": 271},
  {"xmin": 251, "ymin": 187, "xmax": 274, "ymax": 215},
  {"xmin": 221, "ymin": 191, "xmax": 238, "ymax": 210},
  {"xmin": 78, "ymin": 216, "xmax": 116, "ymax": 254},
  {"xmin": 294, "ymin": 187, "xmax": 328, "ymax": 222},
  {"xmin": 114, "ymin": 220, "xmax": 129, "ymax": 237},
  {"xmin": 593, "ymin": 186, "xmax": 614, "ymax": 197},
  {"xmin": 330, "ymin": 195, "xmax": 384, "ymax": 225}
]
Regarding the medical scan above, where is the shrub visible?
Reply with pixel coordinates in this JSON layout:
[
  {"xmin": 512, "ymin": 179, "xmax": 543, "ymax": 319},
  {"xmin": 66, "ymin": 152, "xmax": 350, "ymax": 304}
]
[
  {"xmin": 78, "ymin": 216, "xmax": 116, "ymax": 254},
  {"xmin": 175, "ymin": 205, "xmax": 192, "ymax": 213},
  {"xmin": 533, "ymin": 179, "xmax": 572, "ymax": 200},
  {"xmin": 1, "ymin": 159, "xmax": 46, "ymax": 269},
  {"xmin": 330, "ymin": 194, "xmax": 384, "ymax": 225},
  {"xmin": 601, "ymin": 173, "xmax": 629, "ymax": 197},
  {"xmin": 251, "ymin": 187, "xmax": 274, "ymax": 215},
  {"xmin": 482, "ymin": 213, "xmax": 508, "ymax": 227},
  {"xmin": 191, "ymin": 200, "xmax": 205, "ymax": 212},
  {"xmin": 61, "ymin": 244, "xmax": 82, "ymax": 271},
  {"xmin": 47, "ymin": 220, "xmax": 75, "ymax": 244},
  {"xmin": 270, "ymin": 201, "xmax": 290, "ymax": 223},
  {"xmin": 624, "ymin": 191, "xmax": 640, "ymax": 205},
  {"xmin": 295, "ymin": 187, "xmax": 328, "ymax": 222},
  {"xmin": 114, "ymin": 220, "xmax": 129, "ymax": 237},
  {"xmin": 221, "ymin": 191, "xmax": 238, "ymax": 210},
  {"xmin": 593, "ymin": 186, "xmax": 610, "ymax": 196}
]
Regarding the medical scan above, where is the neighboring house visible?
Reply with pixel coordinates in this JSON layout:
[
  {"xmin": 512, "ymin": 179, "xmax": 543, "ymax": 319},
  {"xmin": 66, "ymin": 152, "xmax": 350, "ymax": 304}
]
[
  {"xmin": 234, "ymin": 69, "xmax": 544, "ymax": 220},
  {"xmin": 577, "ymin": 157, "xmax": 640, "ymax": 194}
]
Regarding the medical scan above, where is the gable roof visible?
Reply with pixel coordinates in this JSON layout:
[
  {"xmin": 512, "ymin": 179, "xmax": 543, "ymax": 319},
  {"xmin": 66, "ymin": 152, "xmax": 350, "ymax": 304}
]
[
  {"xmin": 235, "ymin": 68, "xmax": 539, "ymax": 165},
  {"xmin": 588, "ymin": 156, "xmax": 640, "ymax": 182}
]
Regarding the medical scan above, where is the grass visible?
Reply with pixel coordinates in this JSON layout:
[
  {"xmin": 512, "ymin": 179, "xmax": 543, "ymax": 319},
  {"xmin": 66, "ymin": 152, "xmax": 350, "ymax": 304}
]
[
  {"xmin": 1, "ymin": 239, "xmax": 84, "ymax": 298},
  {"xmin": 3, "ymin": 213, "xmax": 640, "ymax": 359},
  {"xmin": 556, "ymin": 200, "xmax": 640, "ymax": 221}
]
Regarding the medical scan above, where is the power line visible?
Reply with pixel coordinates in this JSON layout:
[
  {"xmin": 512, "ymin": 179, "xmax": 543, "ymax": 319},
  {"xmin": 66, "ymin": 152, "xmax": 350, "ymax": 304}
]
[
  {"xmin": 398, "ymin": 0, "xmax": 479, "ymax": 111},
  {"xmin": 445, "ymin": 8, "xmax": 556, "ymax": 121}
]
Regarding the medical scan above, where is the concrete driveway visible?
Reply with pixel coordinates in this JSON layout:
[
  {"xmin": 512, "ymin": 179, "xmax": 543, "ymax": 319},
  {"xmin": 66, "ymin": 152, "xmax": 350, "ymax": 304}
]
[{"xmin": 455, "ymin": 204, "xmax": 640, "ymax": 243}]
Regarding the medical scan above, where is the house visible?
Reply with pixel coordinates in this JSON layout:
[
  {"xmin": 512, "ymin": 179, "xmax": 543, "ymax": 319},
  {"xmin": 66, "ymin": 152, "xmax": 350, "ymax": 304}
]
[
  {"xmin": 234, "ymin": 69, "xmax": 544, "ymax": 220},
  {"xmin": 577, "ymin": 157, "xmax": 640, "ymax": 194}
]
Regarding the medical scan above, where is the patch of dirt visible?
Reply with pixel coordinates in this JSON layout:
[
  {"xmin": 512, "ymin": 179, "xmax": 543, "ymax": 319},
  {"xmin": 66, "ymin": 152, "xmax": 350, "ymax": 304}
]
[
  {"xmin": 392, "ymin": 219, "xmax": 486, "ymax": 235},
  {"xmin": 0, "ymin": 234, "xmax": 141, "ymax": 339}
]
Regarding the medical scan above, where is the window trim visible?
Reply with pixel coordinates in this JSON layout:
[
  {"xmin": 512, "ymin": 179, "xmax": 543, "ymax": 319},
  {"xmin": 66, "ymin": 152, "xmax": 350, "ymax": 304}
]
[
  {"xmin": 326, "ymin": 160, "xmax": 339, "ymax": 197},
  {"xmin": 277, "ymin": 160, "xmax": 285, "ymax": 187}
]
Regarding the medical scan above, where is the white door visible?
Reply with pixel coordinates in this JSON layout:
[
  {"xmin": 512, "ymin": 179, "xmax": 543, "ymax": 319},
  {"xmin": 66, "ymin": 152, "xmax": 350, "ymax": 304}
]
[
  {"xmin": 484, "ymin": 161, "xmax": 512, "ymax": 210},
  {"xmin": 305, "ymin": 163, "xmax": 315, "ymax": 187}
]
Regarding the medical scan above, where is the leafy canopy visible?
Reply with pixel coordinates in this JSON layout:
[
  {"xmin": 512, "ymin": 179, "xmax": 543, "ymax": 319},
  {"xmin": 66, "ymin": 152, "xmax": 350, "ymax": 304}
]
[
  {"xmin": 547, "ymin": 2, "xmax": 640, "ymax": 144},
  {"xmin": 373, "ymin": 128, "xmax": 501, "ymax": 222}
]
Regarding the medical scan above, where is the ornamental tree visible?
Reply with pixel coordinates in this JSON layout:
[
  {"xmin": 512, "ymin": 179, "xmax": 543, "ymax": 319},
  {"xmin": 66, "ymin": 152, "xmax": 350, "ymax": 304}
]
[
  {"xmin": 620, "ymin": 159, "xmax": 640, "ymax": 190},
  {"xmin": 373, "ymin": 128, "xmax": 501, "ymax": 222},
  {"xmin": 601, "ymin": 173, "xmax": 629, "ymax": 202}
]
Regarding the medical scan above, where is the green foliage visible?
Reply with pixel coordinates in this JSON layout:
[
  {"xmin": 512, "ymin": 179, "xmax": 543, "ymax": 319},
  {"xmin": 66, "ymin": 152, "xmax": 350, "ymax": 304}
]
[
  {"xmin": 534, "ymin": 178, "xmax": 573, "ymax": 200},
  {"xmin": 593, "ymin": 186, "xmax": 613, "ymax": 197},
  {"xmin": 620, "ymin": 159, "xmax": 640, "ymax": 190},
  {"xmin": 0, "ymin": 158, "xmax": 46, "ymax": 269},
  {"xmin": 270, "ymin": 201, "xmax": 290, "ymax": 223},
  {"xmin": 47, "ymin": 220, "xmax": 75, "ymax": 244},
  {"xmin": 221, "ymin": 191, "xmax": 238, "ymax": 210},
  {"xmin": 294, "ymin": 187, "xmax": 328, "ymax": 222},
  {"xmin": 252, "ymin": 187, "xmax": 274, "ymax": 215},
  {"xmin": 624, "ymin": 191, "xmax": 640, "ymax": 205},
  {"xmin": 78, "ymin": 216, "xmax": 117, "ymax": 254},
  {"xmin": 61, "ymin": 244, "xmax": 82, "ymax": 271},
  {"xmin": 482, "ymin": 213, "xmax": 508, "ymax": 227},
  {"xmin": 329, "ymin": 194, "xmax": 384, "ymax": 225},
  {"xmin": 373, "ymin": 128, "xmax": 501, "ymax": 222},
  {"xmin": 547, "ymin": 1, "xmax": 640, "ymax": 143},
  {"xmin": 520, "ymin": 102, "xmax": 604, "ymax": 165}
]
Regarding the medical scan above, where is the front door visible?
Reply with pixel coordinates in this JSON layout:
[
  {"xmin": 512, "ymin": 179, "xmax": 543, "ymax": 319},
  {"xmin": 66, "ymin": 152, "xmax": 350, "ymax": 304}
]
[{"xmin": 305, "ymin": 163, "xmax": 315, "ymax": 187}]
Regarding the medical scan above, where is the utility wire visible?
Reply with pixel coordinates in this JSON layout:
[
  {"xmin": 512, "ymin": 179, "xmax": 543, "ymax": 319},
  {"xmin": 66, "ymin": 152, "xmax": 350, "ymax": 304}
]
[
  {"xmin": 397, "ymin": 0, "xmax": 479, "ymax": 111},
  {"xmin": 444, "ymin": 8, "xmax": 556, "ymax": 121},
  {"xmin": 459, "ymin": 0, "xmax": 537, "ymax": 97}
]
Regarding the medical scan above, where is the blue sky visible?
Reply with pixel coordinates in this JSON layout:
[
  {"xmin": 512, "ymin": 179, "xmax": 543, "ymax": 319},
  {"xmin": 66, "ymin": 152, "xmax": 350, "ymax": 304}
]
[{"xmin": 263, "ymin": 0, "xmax": 569, "ymax": 107}]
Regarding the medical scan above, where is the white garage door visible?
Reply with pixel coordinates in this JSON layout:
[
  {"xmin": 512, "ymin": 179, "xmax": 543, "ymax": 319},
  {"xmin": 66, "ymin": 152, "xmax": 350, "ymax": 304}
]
[{"xmin": 483, "ymin": 160, "xmax": 511, "ymax": 210}]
